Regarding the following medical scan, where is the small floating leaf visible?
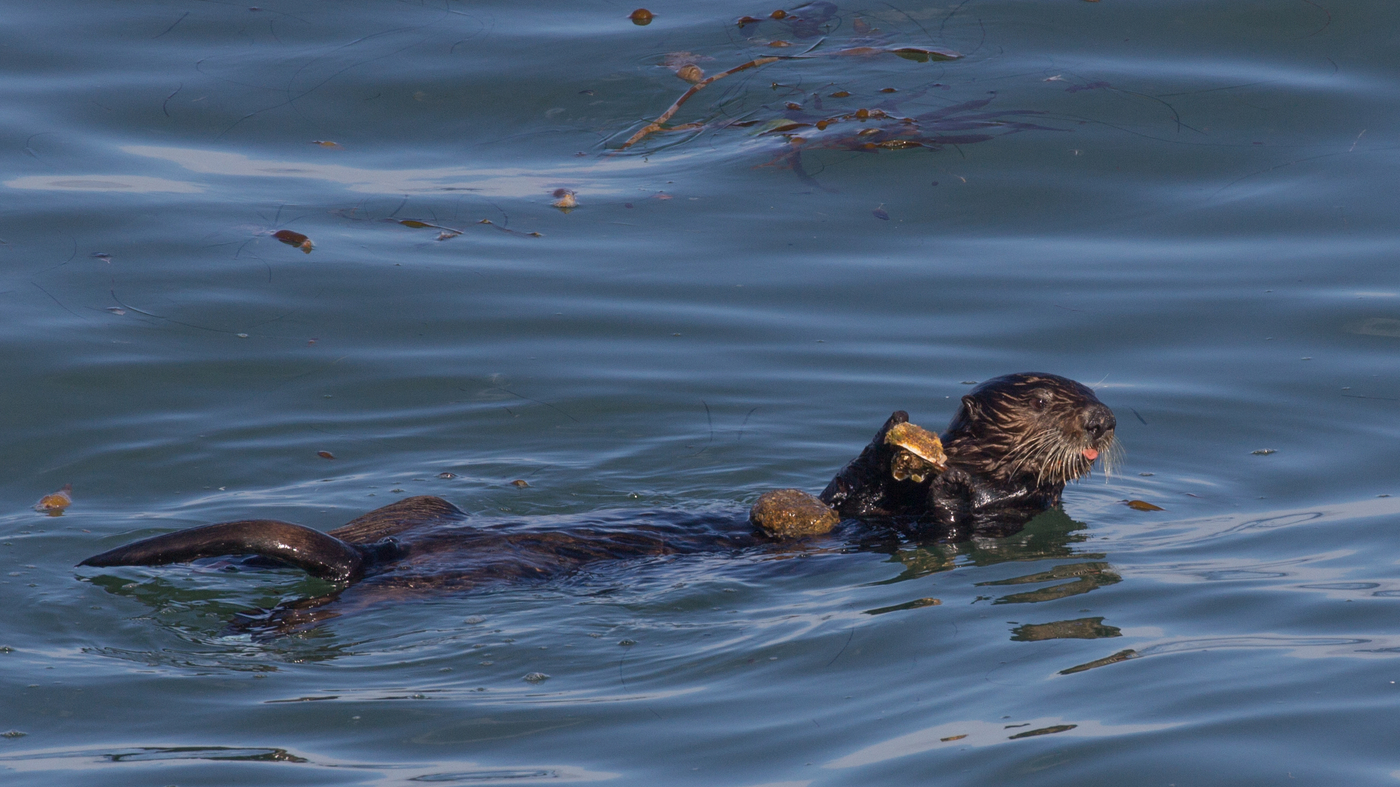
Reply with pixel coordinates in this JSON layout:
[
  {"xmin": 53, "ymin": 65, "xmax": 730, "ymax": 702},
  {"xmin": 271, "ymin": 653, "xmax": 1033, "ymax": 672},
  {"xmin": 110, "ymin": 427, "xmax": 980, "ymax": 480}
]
[
  {"xmin": 1124, "ymin": 499, "xmax": 1164, "ymax": 511},
  {"xmin": 829, "ymin": 90, "xmax": 850, "ymax": 98},
  {"xmin": 832, "ymin": 47, "xmax": 883, "ymax": 57},
  {"xmin": 272, "ymin": 229, "xmax": 313, "ymax": 253},
  {"xmin": 770, "ymin": 9, "xmax": 787, "ymax": 19},
  {"xmin": 317, "ymin": 451, "xmax": 336, "ymax": 460},
  {"xmin": 312, "ymin": 140, "xmax": 341, "ymax": 148},
  {"xmin": 737, "ymin": 15, "xmax": 763, "ymax": 26},
  {"xmin": 891, "ymin": 47, "xmax": 962, "ymax": 63},
  {"xmin": 755, "ymin": 118, "xmax": 808, "ymax": 134},
  {"xmin": 511, "ymin": 479, "xmax": 530, "ymax": 487},
  {"xmin": 399, "ymin": 220, "xmax": 434, "ymax": 228},
  {"xmin": 1252, "ymin": 448, "xmax": 1277, "ymax": 456},
  {"xmin": 768, "ymin": 40, "xmax": 792, "ymax": 47},
  {"xmin": 872, "ymin": 206, "xmax": 889, "ymax": 220},
  {"xmin": 1009, "ymin": 724, "xmax": 1077, "ymax": 740},
  {"xmin": 34, "ymin": 483, "xmax": 72, "ymax": 515},
  {"xmin": 940, "ymin": 734, "xmax": 966, "ymax": 742},
  {"xmin": 629, "ymin": 8, "xmax": 653, "ymax": 25},
  {"xmin": 676, "ymin": 64, "xmax": 704, "ymax": 83}
]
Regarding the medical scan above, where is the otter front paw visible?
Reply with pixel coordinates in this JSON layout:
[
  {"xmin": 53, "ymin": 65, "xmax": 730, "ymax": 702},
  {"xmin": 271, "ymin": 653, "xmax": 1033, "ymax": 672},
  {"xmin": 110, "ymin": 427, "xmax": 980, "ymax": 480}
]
[{"xmin": 749, "ymin": 489, "xmax": 840, "ymax": 538}]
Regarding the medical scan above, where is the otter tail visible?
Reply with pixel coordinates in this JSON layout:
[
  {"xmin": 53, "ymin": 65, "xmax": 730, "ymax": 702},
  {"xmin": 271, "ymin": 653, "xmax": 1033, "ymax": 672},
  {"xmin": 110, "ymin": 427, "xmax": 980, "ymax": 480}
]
[{"xmin": 78, "ymin": 520, "xmax": 367, "ymax": 583}]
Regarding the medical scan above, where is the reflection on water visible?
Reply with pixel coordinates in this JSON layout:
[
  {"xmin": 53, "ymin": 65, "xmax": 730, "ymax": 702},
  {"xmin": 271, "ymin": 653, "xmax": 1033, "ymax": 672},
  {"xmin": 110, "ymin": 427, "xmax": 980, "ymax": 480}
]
[
  {"xmin": 823, "ymin": 716, "xmax": 1177, "ymax": 767},
  {"xmin": 107, "ymin": 746, "xmax": 307, "ymax": 763},
  {"xmin": 0, "ymin": 746, "xmax": 616, "ymax": 784},
  {"xmin": 118, "ymin": 145, "xmax": 647, "ymax": 197},
  {"xmin": 978, "ymin": 561, "xmax": 1122, "ymax": 605},
  {"xmin": 1059, "ymin": 649, "xmax": 1139, "ymax": 675},
  {"xmin": 1011, "ymin": 617, "xmax": 1121, "ymax": 642},
  {"xmin": 3, "ymin": 175, "xmax": 205, "ymax": 193},
  {"xmin": 875, "ymin": 508, "xmax": 1097, "ymax": 584}
]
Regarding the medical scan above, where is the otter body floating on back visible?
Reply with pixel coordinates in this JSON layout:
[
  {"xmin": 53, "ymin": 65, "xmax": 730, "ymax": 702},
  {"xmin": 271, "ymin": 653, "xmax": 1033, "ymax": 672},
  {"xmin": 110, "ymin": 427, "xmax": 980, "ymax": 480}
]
[{"xmin": 80, "ymin": 373, "xmax": 1116, "ymax": 597}]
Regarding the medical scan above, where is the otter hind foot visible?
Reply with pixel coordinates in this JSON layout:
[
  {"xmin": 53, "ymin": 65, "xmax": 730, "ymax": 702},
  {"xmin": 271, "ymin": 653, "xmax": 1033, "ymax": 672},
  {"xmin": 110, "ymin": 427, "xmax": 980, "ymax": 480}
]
[{"xmin": 78, "ymin": 520, "xmax": 366, "ymax": 583}]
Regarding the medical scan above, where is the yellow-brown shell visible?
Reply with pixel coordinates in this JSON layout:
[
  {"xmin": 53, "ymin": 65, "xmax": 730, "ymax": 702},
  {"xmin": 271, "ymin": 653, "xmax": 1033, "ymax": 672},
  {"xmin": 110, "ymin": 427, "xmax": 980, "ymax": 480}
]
[{"xmin": 883, "ymin": 422, "xmax": 946, "ymax": 483}]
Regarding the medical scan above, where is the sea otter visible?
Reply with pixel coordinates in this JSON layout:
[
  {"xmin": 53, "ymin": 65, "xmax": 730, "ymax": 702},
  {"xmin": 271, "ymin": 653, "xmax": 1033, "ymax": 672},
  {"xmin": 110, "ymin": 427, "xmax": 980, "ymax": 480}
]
[
  {"xmin": 79, "ymin": 372, "xmax": 1115, "ymax": 610},
  {"xmin": 817, "ymin": 372, "xmax": 1117, "ymax": 536}
]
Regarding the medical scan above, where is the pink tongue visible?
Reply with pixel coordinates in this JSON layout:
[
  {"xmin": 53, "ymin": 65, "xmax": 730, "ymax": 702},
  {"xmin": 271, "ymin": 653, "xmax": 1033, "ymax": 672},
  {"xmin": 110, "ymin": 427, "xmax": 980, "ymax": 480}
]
[{"xmin": 1082, "ymin": 448, "xmax": 1099, "ymax": 461}]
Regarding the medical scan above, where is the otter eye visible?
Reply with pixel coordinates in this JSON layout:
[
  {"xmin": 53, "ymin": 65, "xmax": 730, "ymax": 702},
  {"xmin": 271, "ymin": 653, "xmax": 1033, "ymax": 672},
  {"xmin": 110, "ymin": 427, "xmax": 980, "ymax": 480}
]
[{"xmin": 1032, "ymin": 393, "xmax": 1049, "ymax": 411}]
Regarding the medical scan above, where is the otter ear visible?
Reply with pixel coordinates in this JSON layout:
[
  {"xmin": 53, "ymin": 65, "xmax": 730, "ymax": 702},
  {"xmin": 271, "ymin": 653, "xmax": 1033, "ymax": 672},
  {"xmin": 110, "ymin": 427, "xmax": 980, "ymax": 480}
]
[{"xmin": 960, "ymin": 395, "xmax": 980, "ymax": 421}]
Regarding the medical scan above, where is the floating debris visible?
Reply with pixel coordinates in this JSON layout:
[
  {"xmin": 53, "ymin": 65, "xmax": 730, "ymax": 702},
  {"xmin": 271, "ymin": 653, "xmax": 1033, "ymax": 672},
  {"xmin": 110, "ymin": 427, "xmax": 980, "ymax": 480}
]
[
  {"xmin": 34, "ymin": 484, "xmax": 72, "ymax": 515},
  {"xmin": 629, "ymin": 8, "xmax": 653, "ymax": 25},
  {"xmin": 272, "ymin": 229, "xmax": 313, "ymax": 253},
  {"xmin": 1123, "ymin": 500, "xmax": 1164, "ymax": 511},
  {"xmin": 1009, "ymin": 724, "xmax": 1077, "ymax": 740},
  {"xmin": 552, "ymin": 188, "xmax": 578, "ymax": 209},
  {"xmin": 676, "ymin": 64, "xmax": 704, "ymax": 83}
]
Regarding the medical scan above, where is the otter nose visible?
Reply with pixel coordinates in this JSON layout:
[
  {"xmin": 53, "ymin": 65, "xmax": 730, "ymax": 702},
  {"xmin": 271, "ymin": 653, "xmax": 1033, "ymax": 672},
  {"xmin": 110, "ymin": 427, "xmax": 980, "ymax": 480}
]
[{"xmin": 1084, "ymin": 407, "xmax": 1116, "ymax": 442}]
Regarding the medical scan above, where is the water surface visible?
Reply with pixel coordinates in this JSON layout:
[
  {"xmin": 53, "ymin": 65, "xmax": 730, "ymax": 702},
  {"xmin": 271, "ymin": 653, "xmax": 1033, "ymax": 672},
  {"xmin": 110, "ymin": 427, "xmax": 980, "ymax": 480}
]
[{"xmin": 3, "ymin": 0, "xmax": 1400, "ymax": 784}]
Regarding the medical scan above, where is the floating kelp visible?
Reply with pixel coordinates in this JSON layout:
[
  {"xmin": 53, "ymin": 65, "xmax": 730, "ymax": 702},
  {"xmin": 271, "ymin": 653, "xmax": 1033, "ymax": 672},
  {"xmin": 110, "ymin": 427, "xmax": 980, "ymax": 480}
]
[{"xmin": 614, "ymin": 2, "xmax": 1056, "ymax": 187}]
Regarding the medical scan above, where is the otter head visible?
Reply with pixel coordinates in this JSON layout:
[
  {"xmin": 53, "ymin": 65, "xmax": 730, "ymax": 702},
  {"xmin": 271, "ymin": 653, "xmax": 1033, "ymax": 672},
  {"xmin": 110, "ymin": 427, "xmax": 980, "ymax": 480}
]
[{"xmin": 942, "ymin": 372, "xmax": 1117, "ymax": 487}]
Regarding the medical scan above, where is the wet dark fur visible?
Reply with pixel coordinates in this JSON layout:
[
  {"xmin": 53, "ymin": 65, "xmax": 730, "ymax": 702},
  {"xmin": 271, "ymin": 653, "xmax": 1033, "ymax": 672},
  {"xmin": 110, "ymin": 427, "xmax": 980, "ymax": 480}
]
[
  {"xmin": 82, "ymin": 496, "xmax": 761, "ymax": 590},
  {"xmin": 79, "ymin": 372, "xmax": 1114, "ymax": 628},
  {"xmin": 82, "ymin": 497, "xmax": 765, "ymax": 632},
  {"xmin": 820, "ymin": 373, "xmax": 1116, "ymax": 535}
]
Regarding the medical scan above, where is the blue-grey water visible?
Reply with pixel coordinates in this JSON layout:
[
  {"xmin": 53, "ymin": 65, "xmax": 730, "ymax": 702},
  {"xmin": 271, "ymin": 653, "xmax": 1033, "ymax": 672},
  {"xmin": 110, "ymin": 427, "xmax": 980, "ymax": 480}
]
[{"xmin": 4, "ymin": 0, "xmax": 1400, "ymax": 784}]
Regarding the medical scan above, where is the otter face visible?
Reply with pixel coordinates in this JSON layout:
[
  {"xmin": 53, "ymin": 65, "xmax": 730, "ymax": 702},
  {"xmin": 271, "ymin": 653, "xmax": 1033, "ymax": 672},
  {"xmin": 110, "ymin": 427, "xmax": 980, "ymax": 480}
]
[{"xmin": 945, "ymin": 372, "xmax": 1118, "ymax": 487}]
